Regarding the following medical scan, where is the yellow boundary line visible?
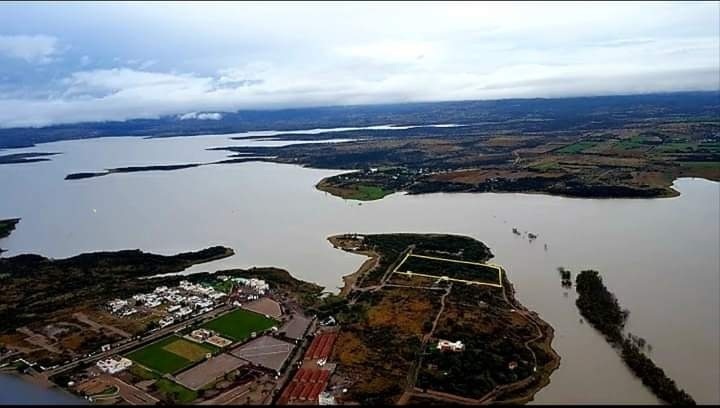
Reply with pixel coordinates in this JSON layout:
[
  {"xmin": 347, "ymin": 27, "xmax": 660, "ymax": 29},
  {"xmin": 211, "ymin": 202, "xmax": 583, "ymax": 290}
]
[{"xmin": 393, "ymin": 251, "xmax": 503, "ymax": 288}]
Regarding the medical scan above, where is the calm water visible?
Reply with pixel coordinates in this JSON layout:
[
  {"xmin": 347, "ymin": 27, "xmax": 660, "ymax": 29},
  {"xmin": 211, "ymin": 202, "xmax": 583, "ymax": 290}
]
[
  {"xmin": 0, "ymin": 131, "xmax": 718, "ymax": 404},
  {"xmin": 0, "ymin": 374, "xmax": 84, "ymax": 404}
]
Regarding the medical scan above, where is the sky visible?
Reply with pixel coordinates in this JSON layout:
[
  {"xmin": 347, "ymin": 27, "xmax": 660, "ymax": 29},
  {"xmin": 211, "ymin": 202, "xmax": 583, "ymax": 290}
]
[{"xmin": 0, "ymin": 1, "xmax": 718, "ymax": 128}]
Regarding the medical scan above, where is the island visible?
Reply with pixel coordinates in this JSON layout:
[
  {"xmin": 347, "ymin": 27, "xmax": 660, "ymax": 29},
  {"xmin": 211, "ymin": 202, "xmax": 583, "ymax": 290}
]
[
  {"xmin": 574, "ymin": 270, "xmax": 695, "ymax": 405},
  {"xmin": 0, "ymin": 152, "xmax": 60, "ymax": 165},
  {"xmin": 0, "ymin": 233, "xmax": 559, "ymax": 405},
  {"xmin": 0, "ymin": 217, "xmax": 20, "ymax": 253},
  {"xmin": 64, "ymin": 158, "xmax": 265, "ymax": 180}
]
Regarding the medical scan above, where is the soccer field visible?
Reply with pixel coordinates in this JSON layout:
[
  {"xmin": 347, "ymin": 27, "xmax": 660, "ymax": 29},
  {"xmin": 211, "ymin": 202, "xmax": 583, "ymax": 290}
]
[
  {"xmin": 125, "ymin": 335, "xmax": 216, "ymax": 374},
  {"xmin": 201, "ymin": 308, "xmax": 278, "ymax": 342}
]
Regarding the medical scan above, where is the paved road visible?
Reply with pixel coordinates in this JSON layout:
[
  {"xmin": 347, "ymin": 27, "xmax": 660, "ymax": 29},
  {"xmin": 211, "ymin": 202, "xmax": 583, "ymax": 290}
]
[
  {"xmin": 89, "ymin": 375, "xmax": 159, "ymax": 405},
  {"xmin": 45, "ymin": 304, "xmax": 233, "ymax": 377}
]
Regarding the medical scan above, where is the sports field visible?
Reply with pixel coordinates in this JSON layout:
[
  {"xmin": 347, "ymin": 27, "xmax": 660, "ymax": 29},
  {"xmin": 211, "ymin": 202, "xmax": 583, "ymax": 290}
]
[
  {"xmin": 396, "ymin": 253, "xmax": 502, "ymax": 286},
  {"xmin": 125, "ymin": 335, "xmax": 216, "ymax": 374},
  {"xmin": 201, "ymin": 309, "xmax": 278, "ymax": 342}
]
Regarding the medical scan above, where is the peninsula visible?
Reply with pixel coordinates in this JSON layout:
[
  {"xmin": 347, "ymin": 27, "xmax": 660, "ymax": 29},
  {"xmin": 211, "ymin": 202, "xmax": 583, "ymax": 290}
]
[
  {"xmin": 0, "ymin": 233, "xmax": 558, "ymax": 405},
  {"xmin": 325, "ymin": 233, "xmax": 560, "ymax": 404}
]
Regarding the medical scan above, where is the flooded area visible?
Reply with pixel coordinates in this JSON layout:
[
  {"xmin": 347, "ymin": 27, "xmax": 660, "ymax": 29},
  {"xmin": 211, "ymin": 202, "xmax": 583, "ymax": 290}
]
[{"xmin": 0, "ymin": 131, "xmax": 717, "ymax": 403}]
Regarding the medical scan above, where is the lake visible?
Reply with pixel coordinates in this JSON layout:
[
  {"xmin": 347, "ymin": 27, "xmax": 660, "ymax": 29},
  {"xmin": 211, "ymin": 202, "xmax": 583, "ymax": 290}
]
[
  {"xmin": 0, "ymin": 374, "xmax": 84, "ymax": 404},
  {"xmin": 0, "ymin": 129, "xmax": 718, "ymax": 404}
]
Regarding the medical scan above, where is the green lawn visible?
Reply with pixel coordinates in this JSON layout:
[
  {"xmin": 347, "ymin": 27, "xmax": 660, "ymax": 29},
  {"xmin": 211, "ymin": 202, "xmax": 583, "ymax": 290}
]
[
  {"xmin": 654, "ymin": 142, "xmax": 698, "ymax": 153},
  {"xmin": 614, "ymin": 137, "xmax": 649, "ymax": 151},
  {"xmin": 125, "ymin": 335, "xmax": 214, "ymax": 374},
  {"xmin": 528, "ymin": 160, "xmax": 561, "ymax": 171},
  {"xmin": 128, "ymin": 364, "xmax": 161, "ymax": 380},
  {"xmin": 154, "ymin": 379, "xmax": 198, "ymax": 404},
  {"xmin": 211, "ymin": 280, "xmax": 234, "ymax": 294},
  {"xmin": 201, "ymin": 309, "xmax": 278, "ymax": 342},
  {"xmin": 347, "ymin": 185, "xmax": 392, "ymax": 201}
]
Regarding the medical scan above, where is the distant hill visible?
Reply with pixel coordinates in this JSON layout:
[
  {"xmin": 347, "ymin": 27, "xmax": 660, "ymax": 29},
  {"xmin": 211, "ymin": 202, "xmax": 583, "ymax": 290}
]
[{"xmin": 0, "ymin": 91, "xmax": 717, "ymax": 149}]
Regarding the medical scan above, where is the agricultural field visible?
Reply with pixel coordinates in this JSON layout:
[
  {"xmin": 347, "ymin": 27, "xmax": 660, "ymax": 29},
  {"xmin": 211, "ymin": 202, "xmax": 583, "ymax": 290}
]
[
  {"xmin": 397, "ymin": 254, "xmax": 502, "ymax": 285},
  {"xmin": 201, "ymin": 309, "xmax": 278, "ymax": 342},
  {"xmin": 555, "ymin": 141, "xmax": 598, "ymax": 154},
  {"xmin": 125, "ymin": 335, "xmax": 217, "ymax": 374}
]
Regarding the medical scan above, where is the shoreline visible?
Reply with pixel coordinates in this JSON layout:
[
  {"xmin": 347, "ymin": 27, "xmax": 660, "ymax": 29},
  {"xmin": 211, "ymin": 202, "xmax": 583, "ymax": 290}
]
[
  {"xmin": 314, "ymin": 174, "xmax": 699, "ymax": 202},
  {"xmin": 327, "ymin": 235, "xmax": 380, "ymax": 297},
  {"xmin": 328, "ymin": 232, "xmax": 562, "ymax": 404}
]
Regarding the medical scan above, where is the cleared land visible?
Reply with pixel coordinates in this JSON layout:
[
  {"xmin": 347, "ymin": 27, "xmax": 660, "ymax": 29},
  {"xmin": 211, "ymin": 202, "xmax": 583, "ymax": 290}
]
[
  {"xmin": 242, "ymin": 298, "xmax": 283, "ymax": 319},
  {"xmin": 201, "ymin": 308, "xmax": 278, "ymax": 342},
  {"xmin": 125, "ymin": 335, "xmax": 215, "ymax": 374},
  {"xmin": 396, "ymin": 253, "xmax": 502, "ymax": 286},
  {"xmin": 175, "ymin": 353, "xmax": 247, "ymax": 391},
  {"xmin": 230, "ymin": 335, "xmax": 294, "ymax": 372}
]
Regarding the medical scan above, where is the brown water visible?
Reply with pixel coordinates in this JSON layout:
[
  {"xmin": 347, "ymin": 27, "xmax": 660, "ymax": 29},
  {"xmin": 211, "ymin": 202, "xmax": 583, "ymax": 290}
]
[{"xmin": 0, "ymin": 132, "xmax": 717, "ymax": 404}]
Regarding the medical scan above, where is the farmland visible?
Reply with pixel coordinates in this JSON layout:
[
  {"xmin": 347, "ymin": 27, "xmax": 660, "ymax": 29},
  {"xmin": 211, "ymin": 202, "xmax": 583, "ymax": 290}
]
[
  {"xmin": 396, "ymin": 254, "xmax": 502, "ymax": 285},
  {"xmin": 205, "ymin": 96, "xmax": 719, "ymax": 201},
  {"xmin": 201, "ymin": 309, "xmax": 278, "ymax": 342}
]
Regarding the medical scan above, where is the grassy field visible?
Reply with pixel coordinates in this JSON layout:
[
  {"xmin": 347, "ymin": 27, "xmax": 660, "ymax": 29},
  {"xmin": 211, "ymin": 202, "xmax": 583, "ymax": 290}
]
[
  {"xmin": 556, "ymin": 141, "xmax": 598, "ymax": 154},
  {"xmin": 397, "ymin": 255, "xmax": 501, "ymax": 285},
  {"xmin": 125, "ymin": 335, "xmax": 215, "ymax": 374},
  {"xmin": 211, "ymin": 280, "xmax": 234, "ymax": 294},
  {"xmin": 154, "ymin": 379, "xmax": 198, "ymax": 404},
  {"xmin": 347, "ymin": 185, "xmax": 392, "ymax": 201},
  {"xmin": 128, "ymin": 364, "xmax": 161, "ymax": 380},
  {"xmin": 201, "ymin": 309, "xmax": 278, "ymax": 342},
  {"xmin": 614, "ymin": 137, "xmax": 650, "ymax": 151}
]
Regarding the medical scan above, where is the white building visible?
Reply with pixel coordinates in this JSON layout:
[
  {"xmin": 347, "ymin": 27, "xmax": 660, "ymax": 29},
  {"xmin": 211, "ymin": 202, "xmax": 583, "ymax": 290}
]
[
  {"xmin": 318, "ymin": 392, "xmax": 336, "ymax": 405},
  {"xmin": 107, "ymin": 299, "xmax": 128, "ymax": 314},
  {"xmin": 159, "ymin": 316, "xmax": 175, "ymax": 328},
  {"xmin": 175, "ymin": 307, "xmax": 193, "ymax": 318},
  {"xmin": 96, "ymin": 357, "xmax": 132, "ymax": 374},
  {"xmin": 437, "ymin": 339, "xmax": 465, "ymax": 352},
  {"xmin": 167, "ymin": 305, "xmax": 181, "ymax": 313},
  {"xmin": 196, "ymin": 299, "xmax": 213, "ymax": 309},
  {"xmin": 209, "ymin": 292, "xmax": 226, "ymax": 300},
  {"xmin": 190, "ymin": 329, "xmax": 212, "ymax": 341},
  {"xmin": 120, "ymin": 308, "xmax": 137, "ymax": 317},
  {"xmin": 146, "ymin": 299, "xmax": 162, "ymax": 308}
]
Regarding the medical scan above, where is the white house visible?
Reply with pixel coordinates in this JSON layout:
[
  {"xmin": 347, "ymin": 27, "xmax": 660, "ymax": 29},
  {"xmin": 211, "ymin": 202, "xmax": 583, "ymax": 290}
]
[
  {"xmin": 159, "ymin": 316, "xmax": 175, "ymax": 328},
  {"xmin": 437, "ymin": 339, "xmax": 465, "ymax": 352},
  {"xmin": 96, "ymin": 357, "xmax": 132, "ymax": 374},
  {"xmin": 107, "ymin": 299, "xmax": 128, "ymax": 313}
]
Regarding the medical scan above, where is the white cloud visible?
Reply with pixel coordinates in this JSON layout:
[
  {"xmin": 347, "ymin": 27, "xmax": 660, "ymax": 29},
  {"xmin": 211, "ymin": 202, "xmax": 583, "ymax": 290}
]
[
  {"xmin": 178, "ymin": 112, "xmax": 223, "ymax": 120},
  {"xmin": 338, "ymin": 40, "xmax": 438, "ymax": 63},
  {"xmin": 0, "ymin": 2, "xmax": 717, "ymax": 127},
  {"xmin": 0, "ymin": 34, "xmax": 59, "ymax": 63}
]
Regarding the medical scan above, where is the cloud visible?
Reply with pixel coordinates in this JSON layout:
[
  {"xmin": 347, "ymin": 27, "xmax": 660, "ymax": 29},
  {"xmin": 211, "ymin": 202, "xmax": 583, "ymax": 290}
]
[
  {"xmin": 0, "ymin": 61, "xmax": 716, "ymax": 128},
  {"xmin": 178, "ymin": 112, "xmax": 223, "ymax": 120},
  {"xmin": 0, "ymin": 34, "xmax": 59, "ymax": 63},
  {"xmin": 0, "ymin": 2, "xmax": 717, "ymax": 127}
]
